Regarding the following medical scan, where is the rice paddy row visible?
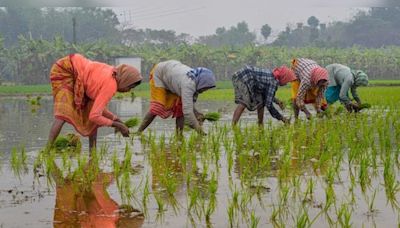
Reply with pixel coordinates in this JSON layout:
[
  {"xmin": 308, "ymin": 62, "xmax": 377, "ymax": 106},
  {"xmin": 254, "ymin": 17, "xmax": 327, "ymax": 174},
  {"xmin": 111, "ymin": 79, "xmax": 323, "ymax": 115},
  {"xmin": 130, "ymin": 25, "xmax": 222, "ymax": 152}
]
[{"xmin": 6, "ymin": 98, "xmax": 400, "ymax": 227}]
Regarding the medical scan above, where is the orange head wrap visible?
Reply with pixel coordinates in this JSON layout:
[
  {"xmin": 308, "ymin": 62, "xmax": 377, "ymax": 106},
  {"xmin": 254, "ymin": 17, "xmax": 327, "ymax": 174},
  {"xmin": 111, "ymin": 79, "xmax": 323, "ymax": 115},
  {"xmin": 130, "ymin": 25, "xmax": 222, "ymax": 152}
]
[{"xmin": 115, "ymin": 64, "xmax": 143, "ymax": 91}]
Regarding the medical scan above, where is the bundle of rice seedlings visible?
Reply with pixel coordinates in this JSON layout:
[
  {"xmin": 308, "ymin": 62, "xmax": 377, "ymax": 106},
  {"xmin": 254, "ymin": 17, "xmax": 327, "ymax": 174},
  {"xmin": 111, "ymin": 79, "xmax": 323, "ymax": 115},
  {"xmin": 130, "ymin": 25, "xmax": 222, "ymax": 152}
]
[
  {"xmin": 359, "ymin": 103, "xmax": 371, "ymax": 109},
  {"xmin": 124, "ymin": 117, "xmax": 140, "ymax": 128},
  {"xmin": 204, "ymin": 112, "xmax": 221, "ymax": 122},
  {"xmin": 54, "ymin": 133, "xmax": 81, "ymax": 151}
]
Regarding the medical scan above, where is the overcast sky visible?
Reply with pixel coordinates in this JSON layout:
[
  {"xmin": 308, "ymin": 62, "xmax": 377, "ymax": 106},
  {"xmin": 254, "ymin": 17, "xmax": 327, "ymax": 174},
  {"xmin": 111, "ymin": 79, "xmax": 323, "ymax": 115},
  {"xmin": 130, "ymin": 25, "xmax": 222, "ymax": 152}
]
[
  {"xmin": 2, "ymin": 0, "xmax": 395, "ymax": 38},
  {"xmin": 112, "ymin": 0, "xmax": 370, "ymax": 38},
  {"xmin": 114, "ymin": 4, "xmax": 361, "ymax": 38}
]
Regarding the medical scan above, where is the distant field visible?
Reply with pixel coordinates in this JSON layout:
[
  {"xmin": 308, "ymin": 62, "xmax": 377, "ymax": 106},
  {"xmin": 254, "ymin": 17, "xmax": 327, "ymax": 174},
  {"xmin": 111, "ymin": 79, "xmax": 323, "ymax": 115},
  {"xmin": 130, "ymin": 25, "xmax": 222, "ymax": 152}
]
[{"xmin": 1, "ymin": 80, "xmax": 399, "ymax": 99}]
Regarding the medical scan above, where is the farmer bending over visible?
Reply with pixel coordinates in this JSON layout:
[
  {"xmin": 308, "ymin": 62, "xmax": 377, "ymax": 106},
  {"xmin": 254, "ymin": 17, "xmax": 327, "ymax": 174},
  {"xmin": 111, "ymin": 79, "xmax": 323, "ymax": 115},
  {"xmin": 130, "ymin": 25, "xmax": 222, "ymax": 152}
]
[
  {"xmin": 325, "ymin": 63, "xmax": 369, "ymax": 112},
  {"xmin": 291, "ymin": 58, "xmax": 329, "ymax": 119},
  {"xmin": 231, "ymin": 65, "xmax": 295, "ymax": 126},
  {"xmin": 47, "ymin": 54, "xmax": 142, "ymax": 150},
  {"xmin": 137, "ymin": 60, "xmax": 216, "ymax": 135}
]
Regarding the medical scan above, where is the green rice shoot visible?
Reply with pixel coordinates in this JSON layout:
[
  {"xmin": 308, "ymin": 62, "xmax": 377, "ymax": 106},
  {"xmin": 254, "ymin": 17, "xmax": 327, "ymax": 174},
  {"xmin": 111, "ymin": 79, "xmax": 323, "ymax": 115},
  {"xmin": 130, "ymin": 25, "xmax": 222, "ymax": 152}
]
[
  {"xmin": 359, "ymin": 103, "xmax": 371, "ymax": 109},
  {"xmin": 204, "ymin": 112, "xmax": 221, "ymax": 122},
  {"xmin": 124, "ymin": 117, "xmax": 140, "ymax": 128},
  {"xmin": 54, "ymin": 133, "xmax": 81, "ymax": 151}
]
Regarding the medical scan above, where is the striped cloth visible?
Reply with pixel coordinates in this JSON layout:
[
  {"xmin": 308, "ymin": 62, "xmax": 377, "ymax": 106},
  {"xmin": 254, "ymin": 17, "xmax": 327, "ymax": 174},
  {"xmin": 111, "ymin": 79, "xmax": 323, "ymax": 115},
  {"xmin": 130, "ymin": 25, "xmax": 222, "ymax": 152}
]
[
  {"xmin": 149, "ymin": 65, "xmax": 183, "ymax": 119},
  {"xmin": 232, "ymin": 66, "xmax": 283, "ymax": 120},
  {"xmin": 292, "ymin": 58, "xmax": 327, "ymax": 109}
]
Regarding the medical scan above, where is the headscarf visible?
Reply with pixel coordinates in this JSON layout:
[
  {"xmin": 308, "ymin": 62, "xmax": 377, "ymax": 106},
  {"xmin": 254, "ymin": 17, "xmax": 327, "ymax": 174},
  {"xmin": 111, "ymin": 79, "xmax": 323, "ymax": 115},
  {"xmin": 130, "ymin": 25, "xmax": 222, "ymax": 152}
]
[
  {"xmin": 115, "ymin": 64, "xmax": 143, "ymax": 91},
  {"xmin": 187, "ymin": 67, "xmax": 216, "ymax": 91},
  {"xmin": 273, "ymin": 65, "xmax": 297, "ymax": 86},
  {"xmin": 310, "ymin": 67, "xmax": 329, "ymax": 86},
  {"xmin": 351, "ymin": 70, "xmax": 369, "ymax": 86}
]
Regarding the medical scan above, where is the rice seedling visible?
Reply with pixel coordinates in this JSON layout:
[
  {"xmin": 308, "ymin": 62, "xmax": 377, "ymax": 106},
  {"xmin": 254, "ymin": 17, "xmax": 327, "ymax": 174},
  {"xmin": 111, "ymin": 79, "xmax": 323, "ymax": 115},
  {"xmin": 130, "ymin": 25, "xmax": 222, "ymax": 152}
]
[
  {"xmin": 124, "ymin": 117, "xmax": 140, "ymax": 128},
  {"xmin": 239, "ymin": 189, "xmax": 252, "ymax": 216},
  {"xmin": 10, "ymin": 146, "xmax": 28, "ymax": 178},
  {"xmin": 358, "ymin": 103, "xmax": 371, "ymax": 110},
  {"xmin": 227, "ymin": 202, "xmax": 235, "ymax": 227},
  {"xmin": 383, "ymin": 155, "xmax": 400, "ymax": 209},
  {"xmin": 295, "ymin": 207, "xmax": 310, "ymax": 228},
  {"xmin": 336, "ymin": 203, "xmax": 353, "ymax": 228},
  {"xmin": 154, "ymin": 193, "xmax": 166, "ymax": 214},
  {"xmin": 249, "ymin": 210, "xmax": 260, "ymax": 228},
  {"xmin": 142, "ymin": 175, "xmax": 150, "ymax": 215},
  {"xmin": 204, "ymin": 112, "xmax": 221, "ymax": 122},
  {"xmin": 188, "ymin": 185, "xmax": 201, "ymax": 216},
  {"xmin": 270, "ymin": 204, "xmax": 280, "ymax": 225},
  {"xmin": 53, "ymin": 133, "xmax": 81, "ymax": 152},
  {"xmin": 324, "ymin": 185, "xmax": 336, "ymax": 212},
  {"xmin": 358, "ymin": 155, "xmax": 371, "ymax": 193},
  {"xmin": 365, "ymin": 189, "xmax": 378, "ymax": 216},
  {"xmin": 303, "ymin": 178, "xmax": 315, "ymax": 202},
  {"xmin": 27, "ymin": 95, "xmax": 42, "ymax": 112},
  {"xmin": 279, "ymin": 184, "xmax": 290, "ymax": 206}
]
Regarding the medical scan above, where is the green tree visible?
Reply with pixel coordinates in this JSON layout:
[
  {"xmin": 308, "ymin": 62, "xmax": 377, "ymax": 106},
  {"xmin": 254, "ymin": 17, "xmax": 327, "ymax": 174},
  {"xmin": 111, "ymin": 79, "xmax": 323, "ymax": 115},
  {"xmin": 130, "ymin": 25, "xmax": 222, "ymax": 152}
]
[
  {"xmin": 198, "ymin": 21, "xmax": 256, "ymax": 47},
  {"xmin": 307, "ymin": 16, "xmax": 320, "ymax": 28},
  {"xmin": 261, "ymin": 24, "xmax": 272, "ymax": 41}
]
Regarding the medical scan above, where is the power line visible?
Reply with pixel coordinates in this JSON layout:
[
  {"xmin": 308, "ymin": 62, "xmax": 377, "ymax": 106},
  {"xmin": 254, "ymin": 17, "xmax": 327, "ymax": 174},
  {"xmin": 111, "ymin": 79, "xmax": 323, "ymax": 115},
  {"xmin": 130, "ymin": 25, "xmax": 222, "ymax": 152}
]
[{"xmin": 134, "ymin": 6, "xmax": 204, "ymax": 21}]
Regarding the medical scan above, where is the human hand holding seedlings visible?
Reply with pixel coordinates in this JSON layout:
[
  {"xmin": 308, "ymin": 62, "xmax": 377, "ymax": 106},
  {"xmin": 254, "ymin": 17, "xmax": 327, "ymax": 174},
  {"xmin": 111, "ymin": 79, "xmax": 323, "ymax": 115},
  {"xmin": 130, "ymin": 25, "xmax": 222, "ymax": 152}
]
[
  {"xmin": 352, "ymin": 102, "xmax": 361, "ymax": 112},
  {"xmin": 112, "ymin": 121, "xmax": 130, "ymax": 137},
  {"xmin": 345, "ymin": 103, "xmax": 354, "ymax": 113},
  {"xmin": 196, "ymin": 113, "xmax": 205, "ymax": 126},
  {"xmin": 113, "ymin": 117, "xmax": 123, "ymax": 133}
]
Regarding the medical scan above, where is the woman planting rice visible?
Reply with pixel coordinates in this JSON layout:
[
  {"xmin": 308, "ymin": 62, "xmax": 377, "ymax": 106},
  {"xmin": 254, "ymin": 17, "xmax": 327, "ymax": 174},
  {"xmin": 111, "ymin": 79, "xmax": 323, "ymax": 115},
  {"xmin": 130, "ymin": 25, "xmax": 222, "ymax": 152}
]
[
  {"xmin": 291, "ymin": 58, "xmax": 329, "ymax": 119},
  {"xmin": 325, "ymin": 63, "xmax": 369, "ymax": 112},
  {"xmin": 47, "ymin": 54, "xmax": 142, "ymax": 150},
  {"xmin": 137, "ymin": 60, "xmax": 216, "ymax": 135},
  {"xmin": 231, "ymin": 65, "xmax": 295, "ymax": 125}
]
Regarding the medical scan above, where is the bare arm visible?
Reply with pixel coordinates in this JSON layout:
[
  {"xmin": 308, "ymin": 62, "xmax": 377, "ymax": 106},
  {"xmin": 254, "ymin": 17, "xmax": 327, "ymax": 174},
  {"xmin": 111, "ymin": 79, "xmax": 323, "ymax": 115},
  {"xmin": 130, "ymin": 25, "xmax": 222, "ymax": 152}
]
[
  {"xmin": 137, "ymin": 112, "xmax": 156, "ymax": 133},
  {"xmin": 181, "ymin": 86, "xmax": 203, "ymax": 133}
]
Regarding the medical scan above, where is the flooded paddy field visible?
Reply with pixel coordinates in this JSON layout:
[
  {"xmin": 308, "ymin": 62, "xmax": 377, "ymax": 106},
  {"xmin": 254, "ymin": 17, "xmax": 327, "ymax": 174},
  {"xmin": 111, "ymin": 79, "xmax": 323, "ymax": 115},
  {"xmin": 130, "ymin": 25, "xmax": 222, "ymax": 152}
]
[{"xmin": 0, "ymin": 95, "xmax": 399, "ymax": 227}]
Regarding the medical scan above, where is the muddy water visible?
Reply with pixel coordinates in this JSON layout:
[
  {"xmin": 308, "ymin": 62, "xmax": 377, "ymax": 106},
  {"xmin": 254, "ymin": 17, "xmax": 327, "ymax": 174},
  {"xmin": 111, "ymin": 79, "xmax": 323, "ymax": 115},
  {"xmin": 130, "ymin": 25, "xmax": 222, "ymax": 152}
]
[
  {"xmin": 0, "ymin": 97, "xmax": 398, "ymax": 227},
  {"xmin": 0, "ymin": 97, "xmax": 250, "ymax": 227}
]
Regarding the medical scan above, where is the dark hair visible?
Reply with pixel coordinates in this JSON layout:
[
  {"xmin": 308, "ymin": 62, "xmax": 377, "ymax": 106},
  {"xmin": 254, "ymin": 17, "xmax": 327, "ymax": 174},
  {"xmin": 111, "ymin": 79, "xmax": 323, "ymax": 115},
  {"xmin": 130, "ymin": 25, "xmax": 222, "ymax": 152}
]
[{"xmin": 130, "ymin": 80, "xmax": 142, "ymax": 88}]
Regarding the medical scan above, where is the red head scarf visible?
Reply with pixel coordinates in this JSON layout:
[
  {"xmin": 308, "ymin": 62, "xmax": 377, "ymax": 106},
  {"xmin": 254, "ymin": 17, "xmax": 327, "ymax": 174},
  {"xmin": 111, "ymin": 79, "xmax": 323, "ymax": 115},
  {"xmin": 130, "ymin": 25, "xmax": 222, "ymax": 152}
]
[
  {"xmin": 310, "ymin": 67, "xmax": 328, "ymax": 86},
  {"xmin": 273, "ymin": 65, "xmax": 297, "ymax": 86}
]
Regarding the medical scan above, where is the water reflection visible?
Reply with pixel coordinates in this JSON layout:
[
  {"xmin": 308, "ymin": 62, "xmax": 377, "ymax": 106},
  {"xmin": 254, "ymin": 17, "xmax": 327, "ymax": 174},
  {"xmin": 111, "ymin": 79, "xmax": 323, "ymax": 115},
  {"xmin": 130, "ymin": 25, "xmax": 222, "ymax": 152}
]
[{"xmin": 50, "ymin": 157, "xmax": 144, "ymax": 228}]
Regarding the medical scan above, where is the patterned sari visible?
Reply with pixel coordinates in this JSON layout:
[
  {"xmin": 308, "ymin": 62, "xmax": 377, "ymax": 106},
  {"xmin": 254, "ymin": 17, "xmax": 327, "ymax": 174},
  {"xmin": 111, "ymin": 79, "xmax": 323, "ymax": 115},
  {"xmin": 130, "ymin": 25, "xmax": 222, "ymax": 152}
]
[
  {"xmin": 149, "ymin": 65, "xmax": 183, "ymax": 118},
  {"xmin": 50, "ymin": 55, "xmax": 97, "ymax": 136},
  {"xmin": 290, "ymin": 80, "xmax": 328, "ymax": 109}
]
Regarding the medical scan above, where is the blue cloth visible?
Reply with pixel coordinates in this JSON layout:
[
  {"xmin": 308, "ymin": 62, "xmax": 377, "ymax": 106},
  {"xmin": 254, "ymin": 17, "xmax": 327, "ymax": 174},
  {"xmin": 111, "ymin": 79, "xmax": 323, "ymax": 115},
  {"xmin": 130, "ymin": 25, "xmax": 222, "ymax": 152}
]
[
  {"xmin": 325, "ymin": 86, "xmax": 341, "ymax": 104},
  {"xmin": 187, "ymin": 67, "xmax": 216, "ymax": 91}
]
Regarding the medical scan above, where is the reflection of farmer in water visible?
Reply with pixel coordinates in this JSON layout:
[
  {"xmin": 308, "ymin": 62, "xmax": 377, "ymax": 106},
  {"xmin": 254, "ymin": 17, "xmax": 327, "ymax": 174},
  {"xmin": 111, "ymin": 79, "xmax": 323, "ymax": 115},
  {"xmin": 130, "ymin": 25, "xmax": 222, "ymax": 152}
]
[{"xmin": 50, "ymin": 159, "xmax": 144, "ymax": 228}]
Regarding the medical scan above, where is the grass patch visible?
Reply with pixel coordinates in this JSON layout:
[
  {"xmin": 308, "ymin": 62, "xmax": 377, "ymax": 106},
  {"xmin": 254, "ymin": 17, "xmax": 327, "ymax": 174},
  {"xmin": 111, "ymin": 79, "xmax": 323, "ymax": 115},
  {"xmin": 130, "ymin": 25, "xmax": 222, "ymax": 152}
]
[
  {"xmin": 1, "ymin": 81, "xmax": 400, "ymax": 106},
  {"xmin": 0, "ymin": 84, "xmax": 51, "ymax": 95}
]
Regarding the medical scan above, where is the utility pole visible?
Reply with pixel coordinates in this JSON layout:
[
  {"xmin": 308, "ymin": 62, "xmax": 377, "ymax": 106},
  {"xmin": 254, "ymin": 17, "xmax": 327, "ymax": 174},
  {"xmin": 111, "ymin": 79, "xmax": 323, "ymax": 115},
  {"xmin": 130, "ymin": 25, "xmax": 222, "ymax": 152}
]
[{"xmin": 72, "ymin": 17, "xmax": 77, "ymax": 44}]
